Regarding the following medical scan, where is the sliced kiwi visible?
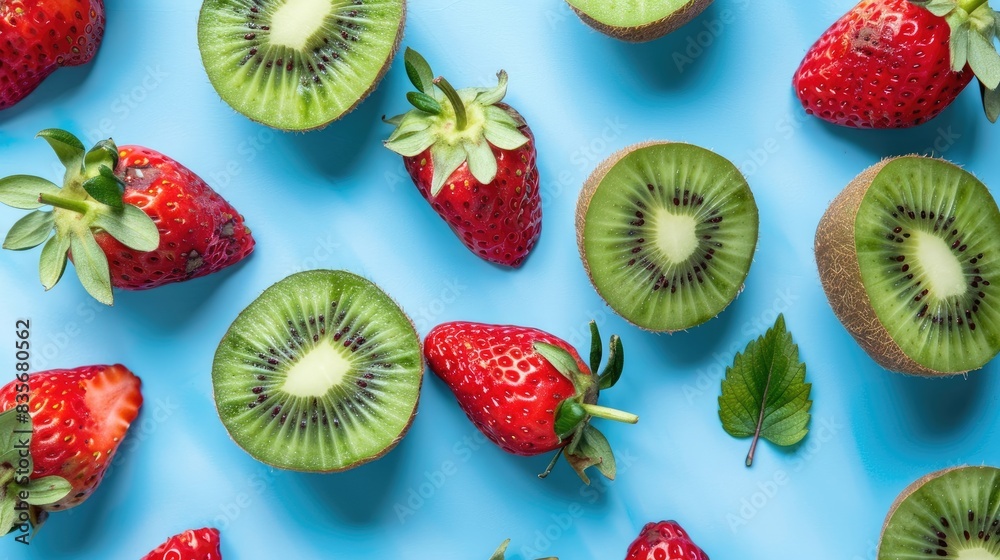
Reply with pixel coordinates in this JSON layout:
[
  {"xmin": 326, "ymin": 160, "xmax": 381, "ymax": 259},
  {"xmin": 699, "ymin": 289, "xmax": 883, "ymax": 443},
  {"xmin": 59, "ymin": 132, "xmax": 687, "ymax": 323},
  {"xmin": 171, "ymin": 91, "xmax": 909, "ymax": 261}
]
[
  {"xmin": 576, "ymin": 142, "xmax": 759, "ymax": 332},
  {"xmin": 815, "ymin": 157, "xmax": 1000, "ymax": 375},
  {"xmin": 198, "ymin": 0, "xmax": 406, "ymax": 131},
  {"xmin": 878, "ymin": 466, "xmax": 1000, "ymax": 559},
  {"xmin": 212, "ymin": 270, "xmax": 422, "ymax": 472},
  {"xmin": 566, "ymin": 0, "xmax": 712, "ymax": 42}
]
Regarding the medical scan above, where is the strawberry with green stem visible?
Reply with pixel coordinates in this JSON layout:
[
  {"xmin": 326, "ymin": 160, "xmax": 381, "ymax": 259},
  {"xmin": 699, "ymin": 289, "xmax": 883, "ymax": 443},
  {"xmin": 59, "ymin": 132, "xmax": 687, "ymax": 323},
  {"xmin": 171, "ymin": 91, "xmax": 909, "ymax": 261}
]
[
  {"xmin": 384, "ymin": 48, "xmax": 542, "ymax": 267},
  {"xmin": 793, "ymin": 0, "xmax": 1000, "ymax": 127},
  {"xmin": 0, "ymin": 129, "xmax": 254, "ymax": 305},
  {"xmin": 425, "ymin": 321, "xmax": 637, "ymax": 484}
]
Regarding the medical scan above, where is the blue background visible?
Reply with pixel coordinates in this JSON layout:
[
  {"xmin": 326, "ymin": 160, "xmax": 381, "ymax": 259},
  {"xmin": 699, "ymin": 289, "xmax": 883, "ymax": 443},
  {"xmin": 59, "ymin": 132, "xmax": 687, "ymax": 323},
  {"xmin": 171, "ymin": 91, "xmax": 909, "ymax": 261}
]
[{"xmin": 1, "ymin": 0, "xmax": 999, "ymax": 558}]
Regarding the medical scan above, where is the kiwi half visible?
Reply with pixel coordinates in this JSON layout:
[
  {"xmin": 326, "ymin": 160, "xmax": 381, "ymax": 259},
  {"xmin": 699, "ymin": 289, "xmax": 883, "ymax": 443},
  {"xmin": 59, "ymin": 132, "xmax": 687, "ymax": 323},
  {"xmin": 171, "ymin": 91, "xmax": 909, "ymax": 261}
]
[
  {"xmin": 212, "ymin": 270, "xmax": 422, "ymax": 472},
  {"xmin": 198, "ymin": 0, "xmax": 406, "ymax": 131},
  {"xmin": 815, "ymin": 157, "xmax": 1000, "ymax": 375},
  {"xmin": 566, "ymin": 0, "xmax": 712, "ymax": 42},
  {"xmin": 576, "ymin": 142, "xmax": 759, "ymax": 332},
  {"xmin": 878, "ymin": 466, "xmax": 1000, "ymax": 559}
]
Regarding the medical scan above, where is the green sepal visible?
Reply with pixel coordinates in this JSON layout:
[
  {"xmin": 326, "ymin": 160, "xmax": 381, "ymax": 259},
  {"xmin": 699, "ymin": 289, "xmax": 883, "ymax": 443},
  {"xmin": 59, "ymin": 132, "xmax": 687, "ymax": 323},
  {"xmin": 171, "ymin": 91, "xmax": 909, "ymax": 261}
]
[
  {"xmin": 3, "ymin": 211, "xmax": 54, "ymax": 251},
  {"xmin": 0, "ymin": 409, "xmax": 29, "ymax": 471},
  {"xmin": 913, "ymin": 0, "xmax": 1000, "ymax": 90},
  {"xmin": 81, "ymin": 167, "xmax": 125, "ymax": 210},
  {"xmin": 588, "ymin": 322, "xmax": 602, "ymax": 375},
  {"xmin": 0, "ymin": 176, "xmax": 61, "ymax": 210},
  {"xmin": 403, "ymin": 47, "xmax": 435, "ymax": 95},
  {"xmin": 983, "ymin": 82, "xmax": 1000, "ymax": 122},
  {"xmin": 92, "ymin": 203, "xmax": 159, "ymax": 252},
  {"xmin": 564, "ymin": 425, "xmax": 616, "ymax": 485},
  {"xmin": 533, "ymin": 342, "xmax": 586, "ymax": 392},
  {"xmin": 39, "ymin": 234, "xmax": 70, "ymax": 290},
  {"xmin": 36, "ymin": 129, "xmax": 85, "ymax": 173},
  {"xmin": 406, "ymin": 91, "xmax": 442, "ymax": 115},
  {"xmin": 554, "ymin": 400, "xmax": 587, "ymax": 438},
  {"xmin": 489, "ymin": 539, "xmax": 511, "ymax": 560},
  {"xmin": 476, "ymin": 71, "xmax": 510, "ymax": 106},
  {"xmin": 429, "ymin": 143, "xmax": 468, "ymax": 197},
  {"xmin": 15, "ymin": 477, "xmax": 72, "ymax": 507},
  {"xmin": 83, "ymin": 139, "xmax": 119, "ymax": 177},
  {"xmin": 597, "ymin": 335, "xmax": 624, "ymax": 390},
  {"xmin": 463, "ymin": 136, "xmax": 497, "ymax": 186},
  {"xmin": 69, "ymin": 230, "xmax": 113, "ymax": 305}
]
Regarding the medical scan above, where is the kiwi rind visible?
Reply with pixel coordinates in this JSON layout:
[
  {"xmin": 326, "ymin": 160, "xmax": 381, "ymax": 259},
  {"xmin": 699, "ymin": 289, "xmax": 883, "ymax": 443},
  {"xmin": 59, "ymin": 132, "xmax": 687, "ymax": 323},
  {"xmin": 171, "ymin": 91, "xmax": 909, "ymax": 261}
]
[
  {"xmin": 576, "ymin": 141, "xmax": 758, "ymax": 332},
  {"xmin": 212, "ymin": 270, "xmax": 423, "ymax": 472},
  {"xmin": 567, "ymin": 0, "xmax": 713, "ymax": 42},
  {"xmin": 878, "ymin": 466, "xmax": 1000, "ymax": 559},
  {"xmin": 815, "ymin": 156, "xmax": 1000, "ymax": 376},
  {"xmin": 197, "ymin": 0, "xmax": 407, "ymax": 131}
]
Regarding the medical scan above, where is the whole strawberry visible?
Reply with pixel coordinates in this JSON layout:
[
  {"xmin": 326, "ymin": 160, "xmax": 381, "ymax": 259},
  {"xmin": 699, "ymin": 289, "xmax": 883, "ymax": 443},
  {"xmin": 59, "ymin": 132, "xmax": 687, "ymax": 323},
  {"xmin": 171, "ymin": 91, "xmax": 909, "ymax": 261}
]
[
  {"xmin": 385, "ymin": 48, "xmax": 541, "ymax": 268},
  {"xmin": 793, "ymin": 0, "xmax": 1000, "ymax": 128},
  {"xmin": 625, "ymin": 521, "xmax": 709, "ymax": 560},
  {"xmin": 141, "ymin": 528, "xmax": 222, "ymax": 560},
  {"xmin": 0, "ymin": 0, "xmax": 105, "ymax": 110},
  {"xmin": 425, "ymin": 321, "xmax": 637, "ymax": 483},
  {"xmin": 0, "ymin": 364, "xmax": 142, "ymax": 534},
  {"xmin": 0, "ymin": 129, "xmax": 254, "ymax": 304}
]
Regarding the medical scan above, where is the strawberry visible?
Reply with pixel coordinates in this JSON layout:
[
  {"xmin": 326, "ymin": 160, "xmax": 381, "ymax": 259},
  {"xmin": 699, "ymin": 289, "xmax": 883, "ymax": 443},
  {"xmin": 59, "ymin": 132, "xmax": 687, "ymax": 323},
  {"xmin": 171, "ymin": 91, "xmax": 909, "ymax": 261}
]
[
  {"xmin": 141, "ymin": 528, "xmax": 222, "ymax": 560},
  {"xmin": 625, "ymin": 521, "xmax": 710, "ymax": 560},
  {"xmin": 425, "ymin": 321, "xmax": 637, "ymax": 483},
  {"xmin": 792, "ymin": 0, "xmax": 1000, "ymax": 128},
  {"xmin": 0, "ymin": 129, "xmax": 254, "ymax": 304},
  {"xmin": 0, "ymin": 0, "xmax": 105, "ymax": 110},
  {"xmin": 0, "ymin": 364, "xmax": 142, "ymax": 535},
  {"xmin": 384, "ymin": 48, "xmax": 541, "ymax": 268}
]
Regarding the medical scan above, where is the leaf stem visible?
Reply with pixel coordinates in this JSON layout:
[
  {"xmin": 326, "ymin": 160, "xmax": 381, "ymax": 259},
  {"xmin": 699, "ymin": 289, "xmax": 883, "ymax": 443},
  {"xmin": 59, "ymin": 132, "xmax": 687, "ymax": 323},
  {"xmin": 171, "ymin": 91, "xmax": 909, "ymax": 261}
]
[
  {"xmin": 38, "ymin": 193, "xmax": 89, "ymax": 215},
  {"xmin": 745, "ymin": 434, "xmax": 761, "ymax": 467},
  {"xmin": 433, "ymin": 77, "xmax": 467, "ymax": 131},
  {"xmin": 580, "ymin": 404, "xmax": 638, "ymax": 424},
  {"xmin": 538, "ymin": 448, "xmax": 564, "ymax": 479}
]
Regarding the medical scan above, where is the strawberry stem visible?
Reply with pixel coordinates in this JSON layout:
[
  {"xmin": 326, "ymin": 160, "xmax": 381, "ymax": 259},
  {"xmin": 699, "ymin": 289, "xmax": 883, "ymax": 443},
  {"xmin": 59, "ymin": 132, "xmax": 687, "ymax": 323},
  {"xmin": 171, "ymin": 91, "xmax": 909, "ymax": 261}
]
[
  {"xmin": 960, "ymin": 0, "xmax": 989, "ymax": 12},
  {"xmin": 538, "ymin": 448, "xmax": 564, "ymax": 479},
  {"xmin": 580, "ymin": 404, "xmax": 638, "ymax": 424},
  {"xmin": 433, "ymin": 76, "xmax": 468, "ymax": 131},
  {"xmin": 39, "ymin": 193, "xmax": 89, "ymax": 215}
]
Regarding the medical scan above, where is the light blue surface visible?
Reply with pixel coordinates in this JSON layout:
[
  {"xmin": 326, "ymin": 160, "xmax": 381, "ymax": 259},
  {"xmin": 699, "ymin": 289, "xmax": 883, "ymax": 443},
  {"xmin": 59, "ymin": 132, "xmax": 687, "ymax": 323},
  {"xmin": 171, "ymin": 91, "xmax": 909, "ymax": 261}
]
[{"xmin": 1, "ymin": 1, "xmax": 999, "ymax": 558}]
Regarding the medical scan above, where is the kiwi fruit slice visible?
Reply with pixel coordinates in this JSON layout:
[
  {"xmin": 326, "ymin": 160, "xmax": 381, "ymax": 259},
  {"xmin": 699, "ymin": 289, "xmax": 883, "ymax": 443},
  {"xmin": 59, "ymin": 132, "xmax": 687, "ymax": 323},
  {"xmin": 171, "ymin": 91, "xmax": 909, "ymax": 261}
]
[
  {"xmin": 565, "ymin": 0, "xmax": 712, "ymax": 42},
  {"xmin": 878, "ymin": 466, "xmax": 1000, "ymax": 559},
  {"xmin": 212, "ymin": 270, "xmax": 422, "ymax": 472},
  {"xmin": 815, "ymin": 157, "xmax": 1000, "ymax": 375},
  {"xmin": 576, "ymin": 142, "xmax": 759, "ymax": 332},
  {"xmin": 198, "ymin": 0, "xmax": 406, "ymax": 131}
]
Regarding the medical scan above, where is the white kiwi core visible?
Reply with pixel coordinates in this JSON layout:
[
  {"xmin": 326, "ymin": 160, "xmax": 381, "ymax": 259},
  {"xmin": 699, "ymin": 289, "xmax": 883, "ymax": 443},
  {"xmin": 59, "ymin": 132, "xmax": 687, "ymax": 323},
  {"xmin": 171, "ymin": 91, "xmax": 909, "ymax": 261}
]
[{"xmin": 281, "ymin": 341, "xmax": 352, "ymax": 397}]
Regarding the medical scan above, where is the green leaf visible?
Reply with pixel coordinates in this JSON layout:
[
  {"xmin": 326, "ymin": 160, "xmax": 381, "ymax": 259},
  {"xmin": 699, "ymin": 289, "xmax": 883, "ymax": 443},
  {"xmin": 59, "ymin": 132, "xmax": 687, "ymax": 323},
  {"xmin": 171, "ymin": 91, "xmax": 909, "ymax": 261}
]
[
  {"xmin": 483, "ymin": 120, "xmax": 530, "ymax": 151},
  {"xmin": 0, "ymin": 409, "xmax": 28, "ymax": 468},
  {"xmin": 968, "ymin": 30, "xmax": 1000, "ymax": 89},
  {"xmin": 404, "ymin": 47, "xmax": 435, "ymax": 95},
  {"xmin": 598, "ymin": 335, "xmax": 624, "ymax": 390},
  {"xmin": 81, "ymin": 167, "xmax": 124, "ymax": 209},
  {"xmin": 17, "ymin": 476, "xmax": 71, "ymax": 506},
  {"xmin": 83, "ymin": 139, "xmax": 119, "ymax": 175},
  {"xmin": 0, "ymin": 499, "xmax": 16, "ymax": 537},
  {"xmin": 533, "ymin": 342, "xmax": 583, "ymax": 388},
  {"xmin": 554, "ymin": 400, "xmax": 587, "ymax": 438},
  {"xmin": 69, "ymin": 230, "xmax": 113, "ymax": 305},
  {"xmin": 949, "ymin": 16, "xmax": 972, "ymax": 72},
  {"xmin": 565, "ymin": 426, "xmax": 616, "ymax": 484},
  {"xmin": 429, "ymin": 144, "xmax": 468, "ymax": 197},
  {"xmin": 464, "ymin": 137, "xmax": 498, "ymax": 185},
  {"xmin": 911, "ymin": 0, "xmax": 957, "ymax": 17},
  {"xmin": 39, "ymin": 234, "xmax": 70, "ymax": 290},
  {"xmin": 406, "ymin": 91, "xmax": 442, "ymax": 115},
  {"xmin": 483, "ymin": 105, "xmax": 523, "ymax": 129},
  {"xmin": 3, "ymin": 211, "xmax": 54, "ymax": 250},
  {"xmin": 588, "ymin": 322, "xmax": 602, "ymax": 375},
  {"xmin": 718, "ymin": 314, "xmax": 812, "ymax": 467},
  {"xmin": 36, "ymin": 129, "xmax": 85, "ymax": 171},
  {"xmin": 0, "ymin": 176, "xmax": 61, "ymax": 210},
  {"xmin": 476, "ymin": 70, "xmax": 510, "ymax": 106},
  {"xmin": 983, "ymin": 83, "xmax": 1000, "ymax": 122},
  {"xmin": 92, "ymin": 203, "xmax": 159, "ymax": 252},
  {"xmin": 489, "ymin": 539, "xmax": 511, "ymax": 560},
  {"xmin": 385, "ymin": 129, "xmax": 436, "ymax": 158}
]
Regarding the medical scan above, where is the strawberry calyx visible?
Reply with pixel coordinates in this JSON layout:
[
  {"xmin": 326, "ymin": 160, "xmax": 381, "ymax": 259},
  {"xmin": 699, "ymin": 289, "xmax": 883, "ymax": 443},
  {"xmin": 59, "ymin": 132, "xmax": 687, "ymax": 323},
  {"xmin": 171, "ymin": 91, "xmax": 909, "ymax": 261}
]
[
  {"xmin": 0, "ymin": 129, "xmax": 160, "ymax": 305},
  {"xmin": 384, "ymin": 48, "xmax": 530, "ymax": 196},
  {"xmin": 0, "ymin": 409, "xmax": 70, "ymax": 539},
  {"xmin": 911, "ymin": 0, "xmax": 1000, "ymax": 120},
  {"xmin": 490, "ymin": 539, "xmax": 556, "ymax": 560},
  {"xmin": 536, "ymin": 322, "xmax": 638, "ymax": 485}
]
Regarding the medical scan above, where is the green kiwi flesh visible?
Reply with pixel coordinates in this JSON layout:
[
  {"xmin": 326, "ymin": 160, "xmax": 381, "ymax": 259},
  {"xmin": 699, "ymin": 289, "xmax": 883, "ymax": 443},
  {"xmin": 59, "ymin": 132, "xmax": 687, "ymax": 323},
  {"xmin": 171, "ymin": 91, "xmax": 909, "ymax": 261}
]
[
  {"xmin": 576, "ymin": 142, "xmax": 759, "ymax": 332},
  {"xmin": 212, "ymin": 270, "xmax": 422, "ymax": 472},
  {"xmin": 878, "ymin": 466, "xmax": 1000, "ymax": 559},
  {"xmin": 815, "ymin": 157, "xmax": 1000, "ymax": 375},
  {"xmin": 566, "ymin": 0, "xmax": 712, "ymax": 42},
  {"xmin": 198, "ymin": 0, "xmax": 406, "ymax": 131}
]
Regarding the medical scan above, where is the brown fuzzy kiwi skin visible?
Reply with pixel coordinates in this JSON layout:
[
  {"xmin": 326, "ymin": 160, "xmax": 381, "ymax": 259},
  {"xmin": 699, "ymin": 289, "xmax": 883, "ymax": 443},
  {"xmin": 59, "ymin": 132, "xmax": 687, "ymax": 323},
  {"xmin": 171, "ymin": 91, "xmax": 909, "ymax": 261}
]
[
  {"xmin": 814, "ymin": 156, "xmax": 960, "ymax": 377},
  {"xmin": 568, "ymin": 0, "xmax": 713, "ymax": 43},
  {"xmin": 876, "ymin": 466, "xmax": 968, "ymax": 557}
]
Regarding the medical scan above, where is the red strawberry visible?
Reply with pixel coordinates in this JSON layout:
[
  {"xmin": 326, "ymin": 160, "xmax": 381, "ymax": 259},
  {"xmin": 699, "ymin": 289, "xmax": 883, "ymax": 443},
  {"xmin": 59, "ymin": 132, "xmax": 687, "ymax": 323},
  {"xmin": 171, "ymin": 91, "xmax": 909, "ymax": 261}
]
[
  {"xmin": 0, "ymin": 129, "xmax": 254, "ymax": 304},
  {"xmin": 625, "ymin": 521, "xmax": 709, "ymax": 560},
  {"xmin": 425, "ymin": 321, "xmax": 637, "ymax": 483},
  {"xmin": 141, "ymin": 528, "xmax": 222, "ymax": 560},
  {"xmin": 0, "ymin": 0, "xmax": 105, "ymax": 110},
  {"xmin": 385, "ymin": 48, "xmax": 541, "ymax": 267},
  {"xmin": 792, "ymin": 0, "xmax": 1000, "ymax": 128},
  {"xmin": 0, "ymin": 365, "xmax": 142, "ymax": 534}
]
